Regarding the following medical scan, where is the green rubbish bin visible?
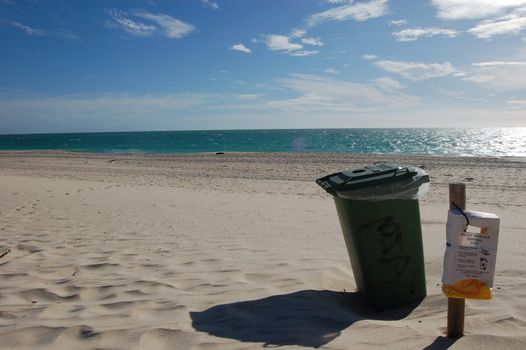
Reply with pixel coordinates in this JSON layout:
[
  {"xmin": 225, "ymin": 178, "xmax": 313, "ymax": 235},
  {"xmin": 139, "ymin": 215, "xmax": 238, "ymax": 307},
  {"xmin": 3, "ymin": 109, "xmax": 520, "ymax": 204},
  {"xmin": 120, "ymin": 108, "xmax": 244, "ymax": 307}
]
[{"xmin": 316, "ymin": 163, "xmax": 430, "ymax": 310}]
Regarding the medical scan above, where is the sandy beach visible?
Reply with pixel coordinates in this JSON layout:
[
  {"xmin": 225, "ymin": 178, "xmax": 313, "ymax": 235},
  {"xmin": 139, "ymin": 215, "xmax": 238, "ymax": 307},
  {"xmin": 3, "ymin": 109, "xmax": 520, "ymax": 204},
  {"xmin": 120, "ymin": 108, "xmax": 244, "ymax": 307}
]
[{"xmin": 0, "ymin": 151, "xmax": 525, "ymax": 350}]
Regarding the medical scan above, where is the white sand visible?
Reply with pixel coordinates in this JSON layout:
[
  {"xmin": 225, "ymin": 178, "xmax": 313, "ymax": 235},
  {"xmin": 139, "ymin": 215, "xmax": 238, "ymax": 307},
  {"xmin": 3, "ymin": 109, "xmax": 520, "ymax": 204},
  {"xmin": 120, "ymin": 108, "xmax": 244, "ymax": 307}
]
[{"xmin": 0, "ymin": 152, "xmax": 525, "ymax": 349}]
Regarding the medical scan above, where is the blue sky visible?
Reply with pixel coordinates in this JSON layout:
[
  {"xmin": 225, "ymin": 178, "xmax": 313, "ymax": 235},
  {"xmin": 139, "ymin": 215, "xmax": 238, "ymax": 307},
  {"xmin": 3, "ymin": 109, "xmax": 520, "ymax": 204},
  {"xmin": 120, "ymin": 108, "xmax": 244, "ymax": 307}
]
[{"xmin": 1, "ymin": 0, "xmax": 526, "ymax": 133}]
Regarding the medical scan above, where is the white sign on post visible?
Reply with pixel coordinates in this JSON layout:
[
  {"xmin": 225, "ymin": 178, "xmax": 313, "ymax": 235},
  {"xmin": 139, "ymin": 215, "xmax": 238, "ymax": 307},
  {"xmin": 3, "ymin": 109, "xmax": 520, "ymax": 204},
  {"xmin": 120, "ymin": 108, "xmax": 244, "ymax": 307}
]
[{"xmin": 442, "ymin": 209, "xmax": 500, "ymax": 300}]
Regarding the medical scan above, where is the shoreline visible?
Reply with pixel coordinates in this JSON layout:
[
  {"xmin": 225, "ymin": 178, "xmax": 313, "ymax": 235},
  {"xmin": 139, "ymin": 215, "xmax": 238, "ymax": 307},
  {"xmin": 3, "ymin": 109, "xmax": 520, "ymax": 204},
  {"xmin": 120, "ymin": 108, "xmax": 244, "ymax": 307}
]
[{"xmin": 2, "ymin": 149, "xmax": 526, "ymax": 159}]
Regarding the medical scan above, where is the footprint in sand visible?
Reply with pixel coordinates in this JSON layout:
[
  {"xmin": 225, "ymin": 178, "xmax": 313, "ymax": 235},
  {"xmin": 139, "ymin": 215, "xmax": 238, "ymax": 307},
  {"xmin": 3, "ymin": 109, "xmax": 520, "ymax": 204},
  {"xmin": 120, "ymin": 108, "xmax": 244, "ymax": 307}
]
[
  {"xmin": 16, "ymin": 244, "xmax": 44, "ymax": 253},
  {"xmin": 0, "ymin": 247, "xmax": 11, "ymax": 259}
]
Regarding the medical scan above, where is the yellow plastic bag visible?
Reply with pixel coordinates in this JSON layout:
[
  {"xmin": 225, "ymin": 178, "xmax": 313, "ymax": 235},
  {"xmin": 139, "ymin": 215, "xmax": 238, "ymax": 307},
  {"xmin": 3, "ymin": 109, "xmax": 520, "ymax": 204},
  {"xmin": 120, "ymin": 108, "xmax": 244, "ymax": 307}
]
[{"xmin": 442, "ymin": 278, "xmax": 492, "ymax": 300}]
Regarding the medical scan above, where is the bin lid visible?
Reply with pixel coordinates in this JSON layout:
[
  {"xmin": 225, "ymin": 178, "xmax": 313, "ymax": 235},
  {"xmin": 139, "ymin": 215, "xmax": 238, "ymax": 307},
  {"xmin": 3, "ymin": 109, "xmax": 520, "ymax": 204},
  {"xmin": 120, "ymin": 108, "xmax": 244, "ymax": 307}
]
[{"xmin": 316, "ymin": 163, "xmax": 430, "ymax": 200}]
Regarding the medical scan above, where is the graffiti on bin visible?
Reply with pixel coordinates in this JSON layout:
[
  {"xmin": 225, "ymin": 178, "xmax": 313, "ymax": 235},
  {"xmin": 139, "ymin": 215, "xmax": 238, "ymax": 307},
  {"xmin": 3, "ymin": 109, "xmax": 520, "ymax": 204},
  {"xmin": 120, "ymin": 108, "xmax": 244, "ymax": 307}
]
[{"xmin": 360, "ymin": 215, "xmax": 416, "ymax": 294}]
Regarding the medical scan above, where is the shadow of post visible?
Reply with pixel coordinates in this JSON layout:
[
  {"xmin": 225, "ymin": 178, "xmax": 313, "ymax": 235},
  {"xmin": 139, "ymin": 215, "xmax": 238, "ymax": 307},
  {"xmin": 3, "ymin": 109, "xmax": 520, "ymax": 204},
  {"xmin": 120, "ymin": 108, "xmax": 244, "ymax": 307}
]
[
  {"xmin": 190, "ymin": 289, "xmax": 420, "ymax": 348},
  {"xmin": 422, "ymin": 336, "xmax": 460, "ymax": 350}
]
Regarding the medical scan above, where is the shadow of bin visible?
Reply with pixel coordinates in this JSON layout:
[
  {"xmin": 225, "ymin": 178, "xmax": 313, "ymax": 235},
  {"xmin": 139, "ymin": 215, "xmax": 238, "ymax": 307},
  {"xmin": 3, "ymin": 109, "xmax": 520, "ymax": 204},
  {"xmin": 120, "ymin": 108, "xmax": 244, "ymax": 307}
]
[{"xmin": 317, "ymin": 163, "xmax": 430, "ymax": 310}]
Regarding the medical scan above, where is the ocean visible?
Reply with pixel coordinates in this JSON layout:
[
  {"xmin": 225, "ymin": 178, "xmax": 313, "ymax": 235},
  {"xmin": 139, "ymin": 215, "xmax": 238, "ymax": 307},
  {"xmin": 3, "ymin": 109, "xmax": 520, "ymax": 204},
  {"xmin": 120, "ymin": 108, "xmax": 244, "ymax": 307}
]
[{"xmin": 0, "ymin": 128, "xmax": 525, "ymax": 157}]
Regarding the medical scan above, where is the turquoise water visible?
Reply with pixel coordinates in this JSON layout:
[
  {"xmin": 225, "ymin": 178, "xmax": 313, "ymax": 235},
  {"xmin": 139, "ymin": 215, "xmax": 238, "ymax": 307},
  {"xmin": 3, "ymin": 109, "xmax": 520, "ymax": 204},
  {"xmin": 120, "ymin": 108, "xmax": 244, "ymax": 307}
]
[{"xmin": 0, "ymin": 128, "xmax": 525, "ymax": 157}]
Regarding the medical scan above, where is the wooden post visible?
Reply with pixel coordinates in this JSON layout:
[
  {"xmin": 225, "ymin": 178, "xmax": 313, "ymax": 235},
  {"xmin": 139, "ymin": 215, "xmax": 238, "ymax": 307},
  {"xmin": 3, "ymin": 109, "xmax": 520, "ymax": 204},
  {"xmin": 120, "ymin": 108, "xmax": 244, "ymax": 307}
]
[{"xmin": 447, "ymin": 183, "xmax": 466, "ymax": 338}]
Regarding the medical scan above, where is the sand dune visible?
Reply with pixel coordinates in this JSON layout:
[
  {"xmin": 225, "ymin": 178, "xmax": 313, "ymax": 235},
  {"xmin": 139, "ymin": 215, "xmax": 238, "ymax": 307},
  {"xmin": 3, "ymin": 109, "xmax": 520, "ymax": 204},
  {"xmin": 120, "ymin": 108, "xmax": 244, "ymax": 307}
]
[{"xmin": 0, "ymin": 152, "xmax": 525, "ymax": 349}]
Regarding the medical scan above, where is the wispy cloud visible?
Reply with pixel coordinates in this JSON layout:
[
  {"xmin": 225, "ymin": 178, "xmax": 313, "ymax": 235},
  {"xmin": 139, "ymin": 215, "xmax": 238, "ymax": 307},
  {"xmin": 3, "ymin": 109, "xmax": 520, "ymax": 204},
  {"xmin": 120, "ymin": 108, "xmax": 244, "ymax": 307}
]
[
  {"xmin": 11, "ymin": 22, "xmax": 80, "ymax": 40},
  {"xmin": 464, "ymin": 61, "xmax": 526, "ymax": 90},
  {"xmin": 134, "ymin": 11, "xmax": 195, "ymax": 39},
  {"xmin": 389, "ymin": 19, "xmax": 408, "ymax": 26},
  {"xmin": 468, "ymin": 13, "xmax": 526, "ymax": 39},
  {"xmin": 301, "ymin": 37, "xmax": 324, "ymax": 46},
  {"xmin": 105, "ymin": 10, "xmax": 156, "ymax": 36},
  {"xmin": 262, "ymin": 32, "xmax": 320, "ymax": 56},
  {"xmin": 290, "ymin": 28, "xmax": 306, "ymax": 38},
  {"xmin": 307, "ymin": 0, "xmax": 389, "ymax": 27},
  {"xmin": 54, "ymin": 28, "xmax": 80, "ymax": 40},
  {"xmin": 462, "ymin": 75, "xmax": 494, "ymax": 83},
  {"xmin": 267, "ymin": 74, "xmax": 419, "ymax": 112},
  {"xmin": 374, "ymin": 60, "xmax": 458, "ymax": 80},
  {"xmin": 431, "ymin": 0, "xmax": 526, "ymax": 20},
  {"xmin": 473, "ymin": 61, "xmax": 526, "ymax": 66},
  {"xmin": 324, "ymin": 68, "xmax": 340, "ymax": 74},
  {"xmin": 372, "ymin": 77, "xmax": 406, "ymax": 92},
  {"xmin": 362, "ymin": 54, "xmax": 378, "ymax": 60},
  {"xmin": 12, "ymin": 22, "xmax": 47, "ymax": 36},
  {"xmin": 202, "ymin": 0, "xmax": 220, "ymax": 10},
  {"xmin": 431, "ymin": 1, "xmax": 526, "ymax": 39},
  {"xmin": 288, "ymin": 50, "xmax": 319, "ymax": 57},
  {"xmin": 235, "ymin": 94, "xmax": 262, "ymax": 100},
  {"xmin": 0, "ymin": 93, "xmax": 213, "ymax": 111},
  {"xmin": 258, "ymin": 0, "xmax": 369, "ymax": 58},
  {"xmin": 507, "ymin": 99, "xmax": 526, "ymax": 108},
  {"xmin": 0, "ymin": 92, "xmax": 241, "ymax": 132},
  {"xmin": 393, "ymin": 27, "xmax": 460, "ymax": 41},
  {"xmin": 106, "ymin": 9, "xmax": 195, "ymax": 39},
  {"xmin": 230, "ymin": 43, "xmax": 251, "ymax": 53}
]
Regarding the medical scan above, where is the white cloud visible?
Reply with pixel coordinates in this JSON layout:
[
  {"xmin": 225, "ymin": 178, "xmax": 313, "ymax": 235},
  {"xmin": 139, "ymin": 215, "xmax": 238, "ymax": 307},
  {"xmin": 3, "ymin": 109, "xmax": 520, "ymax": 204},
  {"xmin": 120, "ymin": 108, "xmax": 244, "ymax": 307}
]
[
  {"xmin": 54, "ymin": 28, "xmax": 80, "ymax": 40},
  {"xmin": 393, "ymin": 27, "xmax": 460, "ymax": 41},
  {"xmin": 290, "ymin": 28, "xmax": 306, "ymax": 38},
  {"xmin": 468, "ymin": 15, "xmax": 526, "ymax": 38},
  {"xmin": 202, "ymin": 0, "xmax": 220, "ymax": 10},
  {"xmin": 265, "ymin": 34, "xmax": 303, "ymax": 52},
  {"xmin": 465, "ymin": 61, "xmax": 526, "ymax": 90},
  {"xmin": 431, "ymin": 0, "xmax": 526, "ymax": 20},
  {"xmin": 301, "ymin": 37, "xmax": 324, "ymax": 46},
  {"xmin": 263, "ymin": 34, "xmax": 319, "ymax": 56},
  {"xmin": 267, "ymin": 74, "xmax": 419, "ymax": 112},
  {"xmin": 12, "ymin": 22, "xmax": 47, "ymax": 36},
  {"xmin": 230, "ymin": 43, "xmax": 251, "ymax": 53},
  {"xmin": 106, "ymin": 10, "xmax": 157, "ymax": 37},
  {"xmin": 324, "ymin": 68, "xmax": 340, "ymax": 74},
  {"xmin": 506, "ymin": 99, "xmax": 526, "ymax": 108},
  {"xmin": 372, "ymin": 77, "xmax": 407, "ymax": 92},
  {"xmin": 374, "ymin": 60, "xmax": 458, "ymax": 80},
  {"xmin": 506, "ymin": 99, "xmax": 526, "ymax": 110},
  {"xmin": 307, "ymin": 0, "xmax": 389, "ymax": 26},
  {"xmin": 106, "ymin": 10, "xmax": 195, "ymax": 39},
  {"xmin": 261, "ymin": 20, "xmax": 322, "ymax": 57},
  {"xmin": 462, "ymin": 75, "xmax": 494, "ymax": 83},
  {"xmin": 134, "ymin": 12, "xmax": 195, "ymax": 39},
  {"xmin": 235, "ymin": 94, "xmax": 262, "ymax": 100},
  {"xmin": 389, "ymin": 19, "xmax": 408, "ymax": 26},
  {"xmin": 362, "ymin": 54, "xmax": 378, "ymax": 60},
  {"xmin": 453, "ymin": 71, "xmax": 467, "ymax": 77},
  {"xmin": 11, "ymin": 22, "xmax": 80, "ymax": 40},
  {"xmin": 431, "ymin": 1, "xmax": 526, "ymax": 39},
  {"xmin": 289, "ymin": 50, "xmax": 319, "ymax": 57},
  {"xmin": 473, "ymin": 61, "xmax": 526, "ymax": 66}
]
